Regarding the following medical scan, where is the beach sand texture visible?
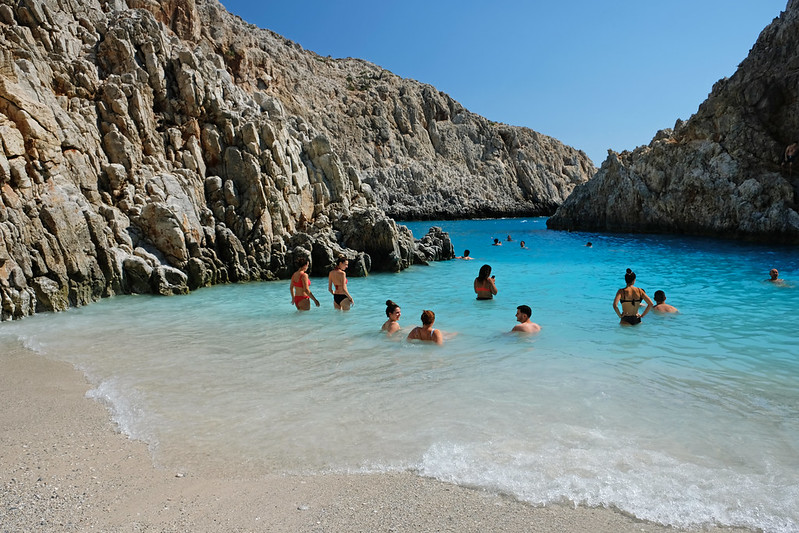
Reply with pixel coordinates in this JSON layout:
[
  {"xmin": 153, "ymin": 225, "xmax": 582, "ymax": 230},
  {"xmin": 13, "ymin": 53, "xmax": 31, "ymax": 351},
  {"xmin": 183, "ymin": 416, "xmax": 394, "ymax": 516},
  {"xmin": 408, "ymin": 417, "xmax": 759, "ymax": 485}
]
[{"xmin": 1, "ymin": 344, "xmax": 751, "ymax": 533}]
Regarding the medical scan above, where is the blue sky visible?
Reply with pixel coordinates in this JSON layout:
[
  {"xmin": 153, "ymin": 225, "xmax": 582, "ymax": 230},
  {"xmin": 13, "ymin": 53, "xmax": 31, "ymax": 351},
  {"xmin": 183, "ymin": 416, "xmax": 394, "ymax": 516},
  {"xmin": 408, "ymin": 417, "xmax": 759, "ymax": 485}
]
[{"xmin": 219, "ymin": 1, "xmax": 786, "ymax": 166}]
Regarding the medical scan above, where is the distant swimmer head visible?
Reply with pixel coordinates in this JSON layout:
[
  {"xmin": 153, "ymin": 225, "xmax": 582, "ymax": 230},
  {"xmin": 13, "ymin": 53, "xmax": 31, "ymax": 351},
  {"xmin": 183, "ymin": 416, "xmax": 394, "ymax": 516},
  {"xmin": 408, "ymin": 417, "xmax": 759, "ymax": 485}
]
[
  {"xmin": 385, "ymin": 299, "xmax": 400, "ymax": 317},
  {"xmin": 625, "ymin": 268, "xmax": 636, "ymax": 284},
  {"xmin": 421, "ymin": 309, "xmax": 435, "ymax": 325},
  {"xmin": 463, "ymin": 249, "xmax": 470, "ymax": 257},
  {"xmin": 654, "ymin": 290, "xmax": 666, "ymax": 303}
]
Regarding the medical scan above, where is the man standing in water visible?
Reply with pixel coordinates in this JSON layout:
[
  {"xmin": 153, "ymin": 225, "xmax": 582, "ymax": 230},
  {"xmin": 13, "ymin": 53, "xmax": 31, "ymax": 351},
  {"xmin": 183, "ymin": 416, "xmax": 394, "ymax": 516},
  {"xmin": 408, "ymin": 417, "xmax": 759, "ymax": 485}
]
[{"xmin": 511, "ymin": 305, "xmax": 541, "ymax": 333}]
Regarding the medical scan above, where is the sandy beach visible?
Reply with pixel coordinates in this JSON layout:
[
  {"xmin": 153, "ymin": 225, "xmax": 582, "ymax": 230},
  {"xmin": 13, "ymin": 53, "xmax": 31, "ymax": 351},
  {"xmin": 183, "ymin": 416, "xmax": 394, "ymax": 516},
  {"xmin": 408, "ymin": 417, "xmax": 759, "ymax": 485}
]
[{"xmin": 1, "ymin": 343, "xmax": 751, "ymax": 533}]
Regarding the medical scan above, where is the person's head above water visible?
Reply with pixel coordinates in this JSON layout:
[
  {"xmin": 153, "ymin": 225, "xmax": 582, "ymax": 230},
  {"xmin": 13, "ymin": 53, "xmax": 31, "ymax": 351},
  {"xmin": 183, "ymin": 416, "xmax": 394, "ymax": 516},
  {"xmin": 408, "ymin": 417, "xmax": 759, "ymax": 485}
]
[
  {"xmin": 463, "ymin": 249, "xmax": 470, "ymax": 257},
  {"xmin": 625, "ymin": 268, "xmax": 636, "ymax": 285},
  {"xmin": 654, "ymin": 290, "xmax": 666, "ymax": 303},
  {"xmin": 421, "ymin": 309, "xmax": 435, "ymax": 325},
  {"xmin": 517, "ymin": 304, "xmax": 532, "ymax": 318},
  {"xmin": 385, "ymin": 300, "xmax": 400, "ymax": 317}
]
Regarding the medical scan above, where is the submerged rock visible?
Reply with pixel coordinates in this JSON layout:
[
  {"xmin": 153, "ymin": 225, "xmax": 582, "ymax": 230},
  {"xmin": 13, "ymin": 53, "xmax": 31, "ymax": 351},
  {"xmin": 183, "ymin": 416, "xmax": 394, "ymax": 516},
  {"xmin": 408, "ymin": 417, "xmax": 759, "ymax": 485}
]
[{"xmin": 548, "ymin": 2, "xmax": 799, "ymax": 243}]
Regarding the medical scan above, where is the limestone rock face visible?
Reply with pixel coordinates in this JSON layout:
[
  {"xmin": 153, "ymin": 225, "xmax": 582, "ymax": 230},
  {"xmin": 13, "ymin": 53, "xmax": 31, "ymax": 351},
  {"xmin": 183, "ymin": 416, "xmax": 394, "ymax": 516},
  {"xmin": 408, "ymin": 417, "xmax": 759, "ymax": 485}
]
[
  {"xmin": 0, "ymin": 0, "xmax": 584, "ymax": 320},
  {"xmin": 548, "ymin": 1, "xmax": 799, "ymax": 243}
]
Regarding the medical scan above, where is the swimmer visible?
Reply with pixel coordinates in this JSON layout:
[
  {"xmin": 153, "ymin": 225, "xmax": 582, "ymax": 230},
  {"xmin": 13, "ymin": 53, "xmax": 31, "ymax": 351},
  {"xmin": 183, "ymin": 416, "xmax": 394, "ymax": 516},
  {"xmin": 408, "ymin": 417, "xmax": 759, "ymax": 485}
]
[
  {"xmin": 520, "ymin": 240, "xmax": 528, "ymax": 249},
  {"xmin": 492, "ymin": 238, "xmax": 502, "ymax": 246},
  {"xmin": 456, "ymin": 249, "xmax": 474, "ymax": 260},
  {"xmin": 406, "ymin": 310, "xmax": 443, "ymax": 345},
  {"xmin": 506, "ymin": 234, "xmax": 513, "ymax": 241},
  {"xmin": 328, "ymin": 256, "xmax": 354, "ymax": 310},
  {"xmin": 586, "ymin": 242, "xmax": 593, "ymax": 247},
  {"xmin": 511, "ymin": 305, "xmax": 541, "ymax": 333},
  {"xmin": 612, "ymin": 268, "xmax": 654, "ymax": 326},
  {"xmin": 474, "ymin": 264, "xmax": 497, "ymax": 300},
  {"xmin": 289, "ymin": 257, "xmax": 320, "ymax": 311},
  {"xmin": 382, "ymin": 300, "xmax": 401, "ymax": 335},
  {"xmin": 766, "ymin": 268, "xmax": 785, "ymax": 284},
  {"xmin": 652, "ymin": 290, "xmax": 679, "ymax": 313}
]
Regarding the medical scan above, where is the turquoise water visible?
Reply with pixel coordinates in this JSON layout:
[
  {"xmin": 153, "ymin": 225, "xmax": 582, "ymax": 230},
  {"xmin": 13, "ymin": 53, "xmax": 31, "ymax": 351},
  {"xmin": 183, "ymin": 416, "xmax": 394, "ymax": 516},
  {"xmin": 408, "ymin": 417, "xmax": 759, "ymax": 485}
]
[{"xmin": 2, "ymin": 217, "xmax": 798, "ymax": 532}]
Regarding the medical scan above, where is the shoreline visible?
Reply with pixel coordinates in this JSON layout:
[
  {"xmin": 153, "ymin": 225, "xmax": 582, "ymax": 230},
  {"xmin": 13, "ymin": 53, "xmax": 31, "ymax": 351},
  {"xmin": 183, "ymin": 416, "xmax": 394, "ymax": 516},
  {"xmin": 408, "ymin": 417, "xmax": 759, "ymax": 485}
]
[{"xmin": 1, "ymin": 343, "xmax": 751, "ymax": 532}]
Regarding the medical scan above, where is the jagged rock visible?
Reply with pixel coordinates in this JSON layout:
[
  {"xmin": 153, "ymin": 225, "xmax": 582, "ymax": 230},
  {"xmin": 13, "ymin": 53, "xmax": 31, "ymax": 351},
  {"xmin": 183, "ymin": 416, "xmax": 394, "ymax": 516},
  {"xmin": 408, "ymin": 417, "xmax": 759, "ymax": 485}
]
[
  {"xmin": 0, "ymin": 0, "xmax": 587, "ymax": 320},
  {"xmin": 548, "ymin": 1, "xmax": 799, "ymax": 243}
]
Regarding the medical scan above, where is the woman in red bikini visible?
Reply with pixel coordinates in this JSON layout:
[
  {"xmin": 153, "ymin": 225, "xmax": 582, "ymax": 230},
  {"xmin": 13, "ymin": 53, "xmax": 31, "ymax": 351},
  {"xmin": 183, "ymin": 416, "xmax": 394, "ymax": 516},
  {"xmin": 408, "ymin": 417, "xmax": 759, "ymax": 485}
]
[
  {"xmin": 474, "ymin": 264, "xmax": 497, "ymax": 300},
  {"xmin": 289, "ymin": 257, "xmax": 319, "ymax": 311},
  {"xmin": 613, "ymin": 268, "xmax": 653, "ymax": 326},
  {"xmin": 328, "ymin": 256, "xmax": 354, "ymax": 310}
]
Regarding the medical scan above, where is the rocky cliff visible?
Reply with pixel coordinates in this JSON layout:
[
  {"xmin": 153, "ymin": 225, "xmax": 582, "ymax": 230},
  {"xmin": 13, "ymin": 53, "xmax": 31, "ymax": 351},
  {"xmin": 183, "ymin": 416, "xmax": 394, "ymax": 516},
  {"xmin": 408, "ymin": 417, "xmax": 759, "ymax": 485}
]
[
  {"xmin": 548, "ymin": 1, "xmax": 799, "ymax": 243},
  {"xmin": 0, "ymin": 0, "xmax": 586, "ymax": 321}
]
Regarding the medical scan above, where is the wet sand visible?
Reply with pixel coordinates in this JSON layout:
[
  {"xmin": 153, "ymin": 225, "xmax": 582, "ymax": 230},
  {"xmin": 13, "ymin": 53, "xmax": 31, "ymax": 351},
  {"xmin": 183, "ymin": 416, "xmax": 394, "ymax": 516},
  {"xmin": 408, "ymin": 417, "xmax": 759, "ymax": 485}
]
[{"xmin": 0, "ymin": 344, "xmax": 750, "ymax": 532}]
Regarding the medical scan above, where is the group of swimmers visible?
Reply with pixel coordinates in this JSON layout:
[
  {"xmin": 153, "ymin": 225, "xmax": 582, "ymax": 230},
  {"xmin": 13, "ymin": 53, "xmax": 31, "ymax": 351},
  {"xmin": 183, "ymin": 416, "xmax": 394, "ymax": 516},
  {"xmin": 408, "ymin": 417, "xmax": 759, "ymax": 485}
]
[
  {"xmin": 289, "ymin": 256, "xmax": 354, "ymax": 311},
  {"xmin": 290, "ymin": 248, "xmax": 787, "ymax": 340}
]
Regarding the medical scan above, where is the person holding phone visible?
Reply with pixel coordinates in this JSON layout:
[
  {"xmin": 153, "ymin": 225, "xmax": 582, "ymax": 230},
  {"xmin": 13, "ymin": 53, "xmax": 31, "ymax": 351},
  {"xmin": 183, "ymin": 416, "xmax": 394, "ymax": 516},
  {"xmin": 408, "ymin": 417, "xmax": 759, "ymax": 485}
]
[{"xmin": 474, "ymin": 264, "xmax": 497, "ymax": 300}]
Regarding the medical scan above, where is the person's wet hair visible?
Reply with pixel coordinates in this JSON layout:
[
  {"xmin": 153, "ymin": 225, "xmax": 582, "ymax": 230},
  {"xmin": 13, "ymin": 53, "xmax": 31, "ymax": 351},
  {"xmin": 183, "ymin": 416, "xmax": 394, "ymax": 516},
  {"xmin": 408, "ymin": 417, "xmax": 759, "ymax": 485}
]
[
  {"xmin": 463, "ymin": 249, "xmax": 470, "ymax": 256},
  {"xmin": 478, "ymin": 264, "xmax": 492, "ymax": 281},
  {"xmin": 625, "ymin": 268, "xmax": 636, "ymax": 284},
  {"xmin": 517, "ymin": 305, "xmax": 532, "ymax": 317},
  {"xmin": 654, "ymin": 290, "xmax": 666, "ymax": 303},
  {"xmin": 421, "ymin": 310, "xmax": 435, "ymax": 325},
  {"xmin": 385, "ymin": 300, "xmax": 400, "ymax": 317}
]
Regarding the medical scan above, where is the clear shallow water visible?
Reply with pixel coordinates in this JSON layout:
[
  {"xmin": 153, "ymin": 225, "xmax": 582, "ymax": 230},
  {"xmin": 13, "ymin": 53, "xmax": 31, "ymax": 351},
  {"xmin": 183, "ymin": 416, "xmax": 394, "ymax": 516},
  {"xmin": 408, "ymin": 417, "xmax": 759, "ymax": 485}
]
[{"xmin": 2, "ymin": 218, "xmax": 798, "ymax": 532}]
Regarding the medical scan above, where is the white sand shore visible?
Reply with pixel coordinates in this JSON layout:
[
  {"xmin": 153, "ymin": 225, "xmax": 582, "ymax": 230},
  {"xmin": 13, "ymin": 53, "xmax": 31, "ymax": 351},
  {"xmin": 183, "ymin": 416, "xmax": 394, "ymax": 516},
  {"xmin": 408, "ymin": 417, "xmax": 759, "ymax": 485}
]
[{"xmin": 1, "ymin": 343, "xmax": 751, "ymax": 532}]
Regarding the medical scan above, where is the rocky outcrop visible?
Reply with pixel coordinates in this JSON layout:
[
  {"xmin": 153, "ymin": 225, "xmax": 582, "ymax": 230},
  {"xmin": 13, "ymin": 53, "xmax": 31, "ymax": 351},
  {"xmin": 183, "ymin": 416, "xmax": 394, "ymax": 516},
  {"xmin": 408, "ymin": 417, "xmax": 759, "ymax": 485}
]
[
  {"xmin": 190, "ymin": 2, "xmax": 594, "ymax": 220},
  {"xmin": 548, "ymin": 1, "xmax": 799, "ymax": 243},
  {"xmin": 0, "ymin": 0, "xmax": 458, "ymax": 320}
]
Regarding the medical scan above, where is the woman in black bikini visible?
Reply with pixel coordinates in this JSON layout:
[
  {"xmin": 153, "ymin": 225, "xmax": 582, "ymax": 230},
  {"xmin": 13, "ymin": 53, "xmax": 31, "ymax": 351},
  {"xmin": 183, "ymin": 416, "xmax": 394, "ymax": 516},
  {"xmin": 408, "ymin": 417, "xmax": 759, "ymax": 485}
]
[
  {"xmin": 406, "ymin": 310, "xmax": 443, "ymax": 345},
  {"xmin": 613, "ymin": 268, "xmax": 654, "ymax": 326},
  {"xmin": 328, "ymin": 256, "xmax": 354, "ymax": 310},
  {"xmin": 474, "ymin": 264, "xmax": 497, "ymax": 300}
]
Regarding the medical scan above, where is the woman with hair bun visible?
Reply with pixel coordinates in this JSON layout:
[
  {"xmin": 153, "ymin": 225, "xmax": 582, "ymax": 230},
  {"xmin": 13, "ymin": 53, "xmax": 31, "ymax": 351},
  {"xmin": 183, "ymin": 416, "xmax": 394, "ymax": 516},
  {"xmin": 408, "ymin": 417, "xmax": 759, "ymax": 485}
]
[
  {"xmin": 382, "ymin": 300, "xmax": 402, "ymax": 335},
  {"xmin": 406, "ymin": 310, "xmax": 444, "ymax": 345},
  {"xmin": 612, "ymin": 268, "xmax": 654, "ymax": 326}
]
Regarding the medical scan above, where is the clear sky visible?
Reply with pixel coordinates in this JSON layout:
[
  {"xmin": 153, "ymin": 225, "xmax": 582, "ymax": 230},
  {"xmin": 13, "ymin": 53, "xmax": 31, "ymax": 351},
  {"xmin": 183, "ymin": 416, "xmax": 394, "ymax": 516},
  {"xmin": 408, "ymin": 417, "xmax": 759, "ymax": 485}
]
[{"xmin": 218, "ymin": 1, "xmax": 787, "ymax": 166}]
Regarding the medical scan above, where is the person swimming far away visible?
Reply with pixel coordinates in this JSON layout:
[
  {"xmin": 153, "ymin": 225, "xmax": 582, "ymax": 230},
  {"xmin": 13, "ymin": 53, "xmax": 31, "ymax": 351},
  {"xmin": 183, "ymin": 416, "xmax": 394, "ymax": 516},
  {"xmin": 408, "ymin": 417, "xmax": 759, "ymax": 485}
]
[
  {"xmin": 382, "ymin": 300, "xmax": 401, "ymax": 335},
  {"xmin": 511, "ymin": 305, "xmax": 541, "ymax": 333},
  {"xmin": 492, "ymin": 238, "xmax": 502, "ymax": 246},
  {"xmin": 766, "ymin": 268, "xmax": 785, "ymax": 284},
  {"xmin": 456, "ymin": 249, "xmax": 474, "ymax": 260},
  {"xmin": 406, "ymin": 310, "xmax": 444, "ymax": 345},
  {"xmin": 328, "ymin": 256, "xmax": 354, "ymax": 310},
  {"xmin": 612, "ymin": 268, "xmax": 654, "ymax": 326},
  {"xmin": 652, "ymin": 290, "xmax": 678, "ymax": 313}
]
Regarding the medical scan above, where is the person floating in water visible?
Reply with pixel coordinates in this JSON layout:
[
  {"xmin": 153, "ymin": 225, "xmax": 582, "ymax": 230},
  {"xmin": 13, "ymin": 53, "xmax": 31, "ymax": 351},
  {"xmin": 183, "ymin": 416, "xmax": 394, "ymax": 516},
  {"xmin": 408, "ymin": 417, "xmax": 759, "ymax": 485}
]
[
  {"xmin": 782, "ymin": 142, "xmax": 798, "ymax": 176},
  {"xmin": 456, "ymin": 249, "xmax": 474, "ymax": 260},
  {"xmin": 492, "ymin": 238, "xmax": 502, "ymax": 246},
  {"xmin": 289, "ymin": 257, "xmax": 320, "ymax": 311},
  {"xmin": 766, "ymin": 268, "xmax": 785, "ymax": 284},
  {"xmin": 586, "ymin": 242, "xmax": 593, "ymax": 247},
  {"xmin": 511, "ymin": 305, "xmax": 541, "ymax": 334},
  {"xmin": 406, "ymin": 310, "xmax": 443, "ymax": 345},
  {"xmin": 328, "ymin": 256, "xmax": 354, "ymax": 310},
  {"xmin": 474, "ymin": 264, "xmax": 497, "ymax": 300},
  {"xmin": 382, "ymin": 300, "xmax": 402, "ymax": 335},
  {"xmin": 520, "ymin": 240, "xmax": 528, "ymax": 249},
  {"xmin": 613, "ymin": 268, "xmax": 654, "ymax": 326},
  {"xmin": 652, "ymin": 290, "xmax": 679, "ymax": 313},
  {"xmin": 506, "ymin": 235, "xmax": 513, "ymax": 242}
]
